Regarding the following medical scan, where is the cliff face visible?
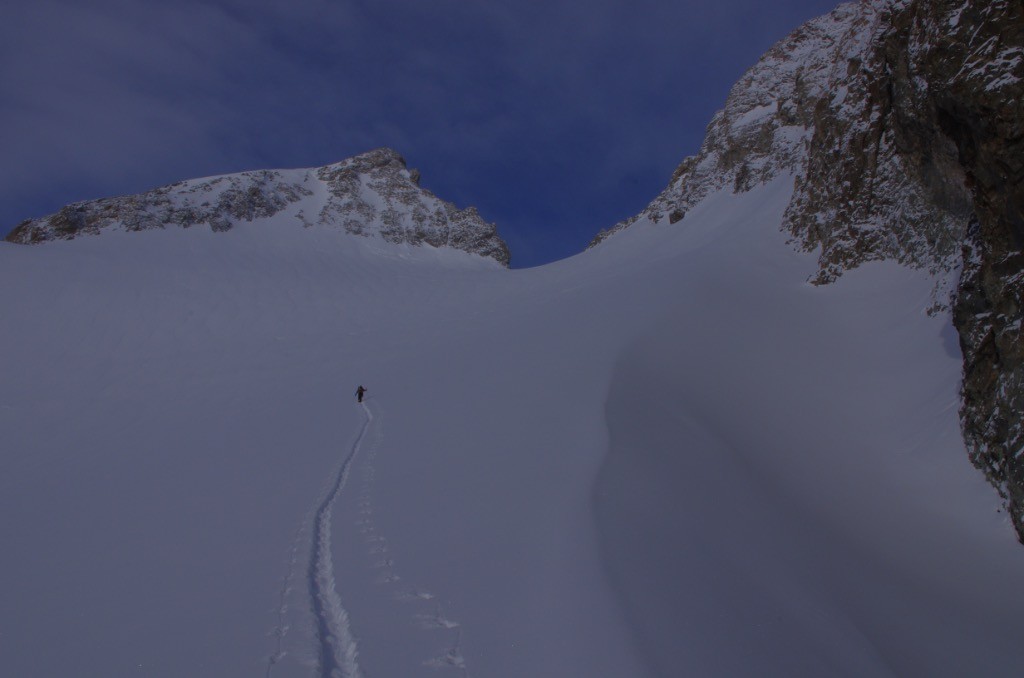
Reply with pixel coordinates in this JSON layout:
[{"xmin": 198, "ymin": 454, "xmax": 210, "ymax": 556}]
[
  {"xmin": 595, "ymin": 0, "xmax": 1024, "ymax": 540},
  {"xmin": 5, "ymin": 148, "xmax": 511, "ymax": 266},
  {"xmin": 783, "ymin": 1, "xmax": 976, "ymax": 290},
  {"xmin": 933, "ymin": 0, "xmax": 1024, "ymax": 541}
]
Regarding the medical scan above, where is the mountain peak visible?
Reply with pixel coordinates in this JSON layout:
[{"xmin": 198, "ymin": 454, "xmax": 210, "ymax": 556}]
[
  {"xmin": 5, "ymin": 149, "xmax": 510, "ymax": 266},
  {"xmin": 322, "ymin": 147, "xmax": 407, "ymax": 172}
]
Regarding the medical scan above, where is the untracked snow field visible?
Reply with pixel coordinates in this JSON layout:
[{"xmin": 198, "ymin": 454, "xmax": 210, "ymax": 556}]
[{"xmin": 2, "ymin": 178, "xmax": 1024, "ymax": 677}]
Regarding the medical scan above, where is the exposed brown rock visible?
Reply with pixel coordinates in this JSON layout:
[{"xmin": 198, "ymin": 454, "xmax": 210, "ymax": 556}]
[
  {"xmin": 5, "ymin": 148, "xmax": 510, "ymax": 267},
  {"xmin": 592, "ymin": 0, "xmax": 1024, "ymax": 540}
]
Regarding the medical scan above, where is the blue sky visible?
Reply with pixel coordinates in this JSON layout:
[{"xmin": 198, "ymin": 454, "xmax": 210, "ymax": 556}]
[{"xmin": 1, "ymin": 0, "xmax": 839, "ymax": 267}]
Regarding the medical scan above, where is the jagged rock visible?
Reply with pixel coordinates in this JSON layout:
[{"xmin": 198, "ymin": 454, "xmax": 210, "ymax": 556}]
[
  {"xmin": 931, "ymin": 0, "xmax": 1024, "ymax": 541},
  {"xmin": 592, "ymin": 1, "xmax": 973, "ymax": 299},
  {"xmin": 593, "ymin": 4, "xmax": 868, "ymax": 249},
  {"xmin": 5, "ymin": 148, "xmax": 510, "ymax": 267},
  {"xmin": 592, "ymin": 0, "xmax": 1024, "ymax": 540}
]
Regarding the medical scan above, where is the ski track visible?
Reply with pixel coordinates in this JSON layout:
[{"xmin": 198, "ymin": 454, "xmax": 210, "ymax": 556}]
[
  {"xmin": 308, "ymin": 401, "xmax": 372, "ymax": 678},
  {"xmin": 354, "ymin": 403, "xmax": 470, "ymax": 676},
  {"xmin": 266, "ymin": 398, "xmax": 469, "ymax": 677}
]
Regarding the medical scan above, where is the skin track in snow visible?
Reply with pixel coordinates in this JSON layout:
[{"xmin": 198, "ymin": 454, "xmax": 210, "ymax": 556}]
[{"xmin": 307, "ymin": 402, "xmax": 371, "ymax": 678}]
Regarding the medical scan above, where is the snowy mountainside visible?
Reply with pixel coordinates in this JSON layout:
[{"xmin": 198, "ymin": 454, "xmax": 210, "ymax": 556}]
[
  {"xmin": 594, "ymin": 0, "xmax": 1024, "ymax": 542},
  {"xmin": 3, "ymin": 175, "xmax": 1024, "ymax": 678},
  {"xmin": 5, "ymin": 147, "xmax": 510, "ymax": 266},
  {"xmin": 592, "ymin": 0, "xmax": 974, "ymax": 288},
  {"xmin": 2, "ymin": 0, "xmax": 1024, "ymax": 675},
  {"xmin": 593, "ymin": 3, "xmax": 863, "ymax": 239}
]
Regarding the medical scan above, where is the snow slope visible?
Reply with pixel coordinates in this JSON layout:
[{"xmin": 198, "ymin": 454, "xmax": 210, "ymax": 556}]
[{"xmin": 2, "ymin": 177, "xmax": 1023, "ymax": 677}]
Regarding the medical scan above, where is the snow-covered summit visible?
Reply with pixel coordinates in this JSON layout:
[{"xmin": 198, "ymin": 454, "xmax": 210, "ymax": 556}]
[{"xmin": 5, "ymin": 147, "xmax": 511, "ymax": 266}]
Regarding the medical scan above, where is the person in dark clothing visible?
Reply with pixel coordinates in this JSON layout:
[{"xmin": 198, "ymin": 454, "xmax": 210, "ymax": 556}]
[{"xmin": 356, "ymin": 385, "xmax": 367, "ymax": 403}]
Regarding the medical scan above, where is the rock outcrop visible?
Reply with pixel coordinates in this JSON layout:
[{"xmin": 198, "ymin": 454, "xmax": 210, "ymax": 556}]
[
  {"xmin": 935, "ymin": 0, "xmax": 1024, "ymax": 542},
  {"xmin": 593, "ymin": 0, "xmax": 1024, "ymax": 540},
  {"xmin": 5, "ymin": 148, "xmax": 510, "ymax": 266}
]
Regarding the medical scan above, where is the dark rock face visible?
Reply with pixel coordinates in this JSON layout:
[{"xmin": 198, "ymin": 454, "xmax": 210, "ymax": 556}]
[
  {"xmin": 801, "ymin": 0, "xmax": 1024, "ymax": 541},
  {"xmin": 594, "ymin": 0, "xmax": 1024, "ymax": 540},
  {"xmin": 6, "ymin": 148, "xmax": 510, "ymax": 267},
  {"xmin": 783, "ymin": 1, "xmax": 976, "ymax": 290},
  {"xmin": 929, "ymin": 0, "xmax": 1024, "ymax": 540}
]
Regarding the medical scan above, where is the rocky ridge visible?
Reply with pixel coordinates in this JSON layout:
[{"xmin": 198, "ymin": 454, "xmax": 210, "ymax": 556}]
[
  {"xmin": 593, "ymin": 1, "xmax": 973, "ymax": 298},
  {"xmin": 594, "ymin": 0, "xmax": 1024, "ymax": 541},
  {"xmin": 5, "ymin": 148, "xmax": 510, "ymax": 266}
]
